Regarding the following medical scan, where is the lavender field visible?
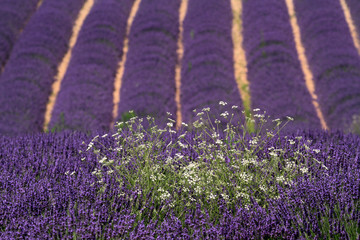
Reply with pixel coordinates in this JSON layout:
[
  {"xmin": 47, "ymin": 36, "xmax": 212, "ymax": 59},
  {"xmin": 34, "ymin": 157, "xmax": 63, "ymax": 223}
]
[{"xmin": 0, "ymin": 0, "xmax": 359, "ymax": 239}]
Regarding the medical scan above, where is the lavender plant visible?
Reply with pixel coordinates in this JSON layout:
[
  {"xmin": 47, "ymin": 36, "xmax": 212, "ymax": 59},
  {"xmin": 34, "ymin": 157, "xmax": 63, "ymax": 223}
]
[{"xmin": 84, "ymin": 101, "xmax": 329, "ymax": 229}]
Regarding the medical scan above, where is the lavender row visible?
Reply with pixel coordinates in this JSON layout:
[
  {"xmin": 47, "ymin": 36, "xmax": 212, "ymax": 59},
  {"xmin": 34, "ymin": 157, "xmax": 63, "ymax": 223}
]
[
  {"xmin": 0, "ymin": 129, "xmax": 358, "ymax": 238},
  {"xmin": 241, "ymin": 0, "xmax": 322, "ymax": 135},
  {"xmin": 345, "ymin": 0, "xmax": 360, "ymax": 40},
  {"xmin": 0, "ymin": 0, "xmax": 86, "ymax": 136},
  {"xmin": 0, "ymin": 0, "xmax": 40, "ymax": 68},
  {"xmin": 180, "ymin": 0, "xmax": 245, "ymax": 131},
  {"xmin": 116, "ymin": 0, "xmax": 181, "ymax": 130},
  {"xmin": 293, "ymin": 0, "xmax": 360, "ymax": 133},
  {"xmin": 49, "ymin": 0, "xmax": 134, "ymax": 134}
]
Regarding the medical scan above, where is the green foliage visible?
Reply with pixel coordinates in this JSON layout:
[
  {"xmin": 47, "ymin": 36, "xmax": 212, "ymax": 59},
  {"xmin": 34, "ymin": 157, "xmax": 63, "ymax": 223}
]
[
  {"xmin": 344, "ymin": 114, "xmax": 360, "ymax": 137},
  {"xmin": 190, "ymin": 29, "xmax": 195, "ymax": 39},
  {"xmin": 85, "ymin": 103, "xmax": 333, "ymax": 236},
  {"xmin": 44, "ymin": 112, "xmax": 67, "ymax": 134},
  {"xmin": 117, "ymin": 110, "xmax": 138, "ymax": 131}
]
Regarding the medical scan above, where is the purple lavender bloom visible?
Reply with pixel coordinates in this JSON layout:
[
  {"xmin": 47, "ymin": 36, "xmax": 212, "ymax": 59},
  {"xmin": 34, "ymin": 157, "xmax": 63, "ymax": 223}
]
[
  {"xmin": 293, "ymin": 0, "xmax": 360, "ymax": 133},
  {"xmin": 0, "ymin": 0, "xmax": 86, "ymax": 137},
  {"xmin": 242, "ymin": 0, "xmax": 322, "ymax": 136},
  {"xmin": 0, "ymin": 0, "xmax": 40, "ymax": 67},
  {"xmin": 49, "ymin": 0, "xmax": 134, "ymax": 134},
  {"xmin": 180, "ymin": 0, "xmax": 245, "ymax": 131},
  {"xmin": 116, "ymin": 0, "xmax": 181, "ymax": 130},
  {"xmin": 0, "ymin": 129, "xmax": 358, "ymax": 239}
]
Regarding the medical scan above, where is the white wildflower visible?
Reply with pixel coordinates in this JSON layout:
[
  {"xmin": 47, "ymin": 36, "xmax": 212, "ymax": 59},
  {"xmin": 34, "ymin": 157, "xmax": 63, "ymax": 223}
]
[
  {"xmin": 238, "ymin": 172, "xmax": 253, "ymax": 183},
  {"xmin": 276, "ymin": 175, "xmax": 285, "ymax": 183},
  {"xmin": 288, "ymin": 139, "xmax": 296, "ymax": 145},
  {"xmin": 175, "ymin": 153, "xmax": 184, "ymax": 160},
  {"xmin": 219, "ymin": 101, "xmax": 227, "ymax": 106},
  {"xmin": 259, "ymin": 184, "xmax": 268, "ymax": 192},
  {"xmin": 253, "ymin": 108, "xmax": 260, "ymax": 112},
  {"xmin": 249, "ymin": 139, "xmax": 258, "ymax": 146},
  {"xmin": 285, "ymin": 161, "xmax": 296, "ymax": 171},
  {"xmin": 211, "ymin": 132, "xmax": 219, "ymax": 139},
  {"xmin": 166, "ymin": 156, "xmax": 173, "ymax": 165},
  {"xmin": 178, "ymin": 141, "xmax": 188, "ymax": 148},
  {"xmin": 221, "ymin": 193, "xmax": 229, "ymax": 201},
  {"xmin": 86, "ymin": 142, "xmax": 94, "ymax": 151},
  {"xmin": 99, "ymin": 156, "xmax": 107, "ymax": 164},
  {"xmin": 236, "ymin": 192, "xmax": 250, "ymax": 201},
  {"xmin": 195, "ymin": 186, "xmax": 202, "ymax": 194},
  {"xmin": 216, "ymin": 139, "xmax": 223, "ymax": 145},
  {"xmin": 254, "ymin": 114, "xmax": 264, "ymax": 118},
  {"xmin": 160, "ymin": 191, "xmax": 171, "ymax": 201},
  {"xmin": 272, "ymin": 118, "xmax": 281, "ymax": 122},
  {"xmin": 220, "ymin": 111, "xmax": 229, "ymax": 118},
  {"xmin": 208, "ymin": 192, "xmax": 217, "ymax": 200},
  {"xmin": 300, "ymin": 167, "xmax": 308, "ymax": 174},
  {"xmin": 182, "ymin": 122, "xmax": 188, "ymax": 127}
]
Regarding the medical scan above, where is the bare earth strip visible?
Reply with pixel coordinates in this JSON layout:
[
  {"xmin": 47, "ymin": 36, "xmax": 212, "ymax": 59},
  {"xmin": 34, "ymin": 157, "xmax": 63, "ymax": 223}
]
[
  {"xmin": 43, "ymin": 0, "xmax": 94, "ymax": 132},
  {"xmin": 230, "ymin": 0, "xmax": 256, "ymax": 130},
  {"xmin": 340, "ymin": 0, "xmax": 360, "ymax": 56},
  {"xmin": 42, "ymin": 0, "xmax": 358, "ymax": 133},
  {"xmin": 285, "ymin": 0, "xmax": 328, "ymax": 131},
  {"xmin": 110, "ymin": 0, "xmax": 141, "ymax": 130},
  {"xmin": 175, "ymin": 0, "xmax": 188, "ymax": 130}
]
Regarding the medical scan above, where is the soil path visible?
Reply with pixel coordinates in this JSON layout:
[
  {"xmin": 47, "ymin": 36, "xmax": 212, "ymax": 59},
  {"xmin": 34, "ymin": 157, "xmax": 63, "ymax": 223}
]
[
  {"xmin": 42, "ymin": 0, "xmax": 360, "ymax": 133},
  {"xmin": 43, "ymin": 0, "xmax": 94, "ymax": 132},
  {"xmin": 340, "ymin": 0, "xmax": 360, "ymax": 56},
  {"xmin": 285, "ymin": 0, "xmax": 328, "ymax": 131},
  {"xmin": 110, "ymin": 0, "xmax": 141, "ymax": 130},
  {"xmin": 231, "ymin": 0, "xmax": 256, "ymax": 131},
  {"xmin": 175, "ymin": 0, "xmax": 188, "ymax": 130}
]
